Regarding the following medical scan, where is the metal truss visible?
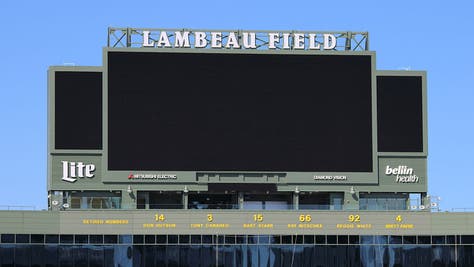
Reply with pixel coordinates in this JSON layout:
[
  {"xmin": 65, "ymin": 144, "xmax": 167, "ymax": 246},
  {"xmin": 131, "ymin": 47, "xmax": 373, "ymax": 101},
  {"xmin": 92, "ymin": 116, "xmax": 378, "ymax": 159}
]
[{"xmin": 108, "ymin": 27, "xmax": 369, "ymax": 51}]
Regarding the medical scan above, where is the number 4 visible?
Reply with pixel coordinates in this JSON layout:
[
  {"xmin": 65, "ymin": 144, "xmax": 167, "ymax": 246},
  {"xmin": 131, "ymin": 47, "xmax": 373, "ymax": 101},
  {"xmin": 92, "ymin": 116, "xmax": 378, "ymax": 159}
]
[{"xmin": 396, "ymin": 215, "xmax": 403, "ymax": 222}]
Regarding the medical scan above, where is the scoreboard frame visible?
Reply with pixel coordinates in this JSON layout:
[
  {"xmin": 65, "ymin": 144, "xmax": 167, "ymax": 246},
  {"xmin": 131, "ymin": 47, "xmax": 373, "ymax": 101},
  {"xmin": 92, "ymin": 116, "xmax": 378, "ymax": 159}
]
[{"xmin": 101, "ymin": 47, "xmax": 379, "ymax": 185}]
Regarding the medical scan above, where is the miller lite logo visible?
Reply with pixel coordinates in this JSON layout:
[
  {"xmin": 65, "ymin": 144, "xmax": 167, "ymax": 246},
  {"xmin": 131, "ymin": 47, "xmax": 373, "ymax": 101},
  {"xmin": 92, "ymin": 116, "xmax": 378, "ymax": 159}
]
[{"xmin": 61, "ymin": 161, "xmax": 95, "ymax": 183}]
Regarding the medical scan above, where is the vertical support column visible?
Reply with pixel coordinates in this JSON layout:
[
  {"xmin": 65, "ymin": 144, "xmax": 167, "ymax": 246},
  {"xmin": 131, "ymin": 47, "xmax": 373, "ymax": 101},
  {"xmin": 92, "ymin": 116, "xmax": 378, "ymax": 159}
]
[
  {"xmin": 345, "ymin": 32, "xmax": 352, "ymax": 50},
  {"xmin": 107, "ymin": 27, "xmax": 111, "ymax": 47},
  {"xmin": 238, "ymin": 192, "xmax": 244, "ymax": 209},
  {"xmin": 144, "ymin": 192, "xmax": 150, "ymax": 210},
  {"xmin": 63, "ymin": 191, "xmax": 70, "ymax": 209},
  {"xmin": 50, "ymin": 191, "xmax": 63, "ymax": 211},
  {"xmin": 183, "ymin": 187, "xmax": 188, "ymax": 210},
  {"xmin": 365, "ymin": 32, "xmax": 370, "ymax": 51},
  {"xmin": 293, "ymin": 187, "xmax": 299, "ymax": 210},
  {"xmin": 344, "ymin": 189, "xmax": 359, "ymax": 211},
  {"xmin": 406, "ymin": 195, "xmax": 411, "ymax": 211},
  {"xmin": 126, "ymin": 27, "xmax": 132, "ymax": 47},
  {"xmin": 122, "ymin": 188, "xmax": 135, "ymax": 209},
  {"xmin": 421, "ymin": 193, "xmax": 429, "ymax": 211}
]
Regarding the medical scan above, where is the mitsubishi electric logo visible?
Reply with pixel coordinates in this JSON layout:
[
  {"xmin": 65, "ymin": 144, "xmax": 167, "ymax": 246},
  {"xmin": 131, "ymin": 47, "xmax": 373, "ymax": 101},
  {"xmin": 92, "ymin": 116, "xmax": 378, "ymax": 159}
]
[
  {"xmin": 385, "ymin": 165, "xmax": 419, "ymax": 183},
  {"xmin": 61, "ymin": 161, "xmax": 95, "ymax": 183},
  {"xmin": 128, "ymin": 173, "xmax": 177, "ymax": 180}
]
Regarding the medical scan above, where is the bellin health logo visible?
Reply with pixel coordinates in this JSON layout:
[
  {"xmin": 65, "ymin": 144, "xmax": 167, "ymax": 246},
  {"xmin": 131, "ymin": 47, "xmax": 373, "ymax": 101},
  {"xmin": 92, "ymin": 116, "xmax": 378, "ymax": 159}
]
[
  {"xmin": 385, "ymin": 165, "xmax": 419, "ymax": 183},
  {"xmin": 61, "ymin": 161, "xmax": 95, "ymax": 183}
]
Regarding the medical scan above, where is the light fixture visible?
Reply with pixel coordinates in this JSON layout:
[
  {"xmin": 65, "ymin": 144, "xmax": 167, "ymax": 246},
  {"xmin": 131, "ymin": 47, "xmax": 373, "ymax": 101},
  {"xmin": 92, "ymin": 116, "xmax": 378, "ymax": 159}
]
[
  {"xmin": 350, "ymin": 186, "xmax": 355, "ymax": 195},
  {"xmin": 183, "ymin": 186, "xmax": 188, "ymax": 193},
  {"xmin": 127, "ymin": 185, "xmax": 133, "ymax": 194},
  {"xmin": 295, "ymin": 186, "xmax": 300, "ymax": 194}
]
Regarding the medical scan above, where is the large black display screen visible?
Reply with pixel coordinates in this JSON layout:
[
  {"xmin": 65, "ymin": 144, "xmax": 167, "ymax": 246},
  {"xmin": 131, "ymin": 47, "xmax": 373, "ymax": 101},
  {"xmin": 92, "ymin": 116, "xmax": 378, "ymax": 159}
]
[
  {"xmin": 107, "ymin": 51, "xmax": 373, "ymax": 172},
  {"xmin": 55, "ymin": 71, "xmax": 102, "ymax": 150},
  {"xmin": 377, "ymin": 75, "xmax": 423, "ymax": 152}
]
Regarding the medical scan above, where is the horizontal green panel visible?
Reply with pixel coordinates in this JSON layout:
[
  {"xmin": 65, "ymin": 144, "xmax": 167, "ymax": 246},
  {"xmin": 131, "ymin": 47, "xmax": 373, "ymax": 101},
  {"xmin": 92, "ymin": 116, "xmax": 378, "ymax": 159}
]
[{"xmin": 1, "ymin": 210, "xmax": 472, "ymax": 235}]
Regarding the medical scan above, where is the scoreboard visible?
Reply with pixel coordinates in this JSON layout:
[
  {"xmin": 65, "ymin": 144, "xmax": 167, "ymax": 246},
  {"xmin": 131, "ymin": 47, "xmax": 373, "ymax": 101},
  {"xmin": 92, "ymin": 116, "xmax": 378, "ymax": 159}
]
[{"xmin": 47, "ymin": 28, "xmax": 427, "ymax": 199}]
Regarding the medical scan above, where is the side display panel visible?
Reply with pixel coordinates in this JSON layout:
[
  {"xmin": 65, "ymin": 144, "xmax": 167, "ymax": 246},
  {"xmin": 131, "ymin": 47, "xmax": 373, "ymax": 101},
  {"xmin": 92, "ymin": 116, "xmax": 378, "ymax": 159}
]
[
  {"xmin": 377, "ymin": 75, "xmax": 425, "ymax": 153},
  {"xmin": 54, "ymin": 71, "xmax": 102, "ymax": 150}
]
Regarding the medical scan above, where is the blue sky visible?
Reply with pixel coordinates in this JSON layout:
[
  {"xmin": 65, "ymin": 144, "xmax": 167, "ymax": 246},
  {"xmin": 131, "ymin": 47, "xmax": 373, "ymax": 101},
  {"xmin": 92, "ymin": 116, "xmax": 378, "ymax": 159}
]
[{"xmin": 0, "ymin": 1, "xmax": 473, "ymax": 210}]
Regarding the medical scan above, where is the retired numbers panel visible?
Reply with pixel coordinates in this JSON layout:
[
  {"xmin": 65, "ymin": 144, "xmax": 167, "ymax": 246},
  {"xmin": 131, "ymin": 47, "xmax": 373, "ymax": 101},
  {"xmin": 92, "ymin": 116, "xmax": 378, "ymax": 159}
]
[{"xmin": 61, "ymin": 211, "xmax": 433, "ymax": 235}]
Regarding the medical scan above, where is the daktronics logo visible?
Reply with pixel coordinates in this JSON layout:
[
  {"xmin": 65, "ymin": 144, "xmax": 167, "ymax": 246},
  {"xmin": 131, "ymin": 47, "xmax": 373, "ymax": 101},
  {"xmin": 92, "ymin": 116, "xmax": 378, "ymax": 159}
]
[
  {"xmin": 61, "ymin": 161, "xmax": 95, "ymax": 183},
  {"xmin": 128, "ymin": 173, "xmax": 177, "ymax": 180},
  {"xmin": 385, "ymin": 165, "xmax": 419, "ymax": 183}
]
